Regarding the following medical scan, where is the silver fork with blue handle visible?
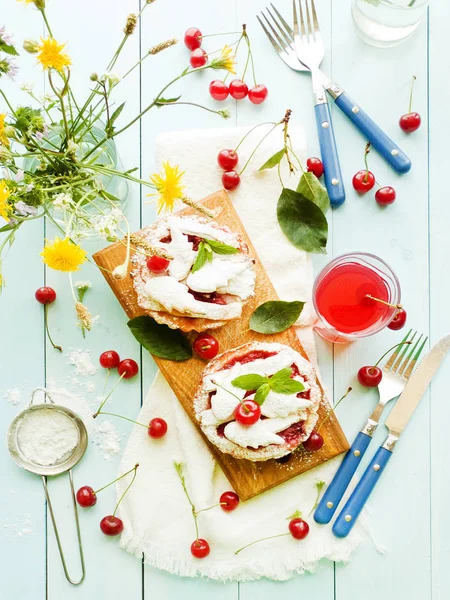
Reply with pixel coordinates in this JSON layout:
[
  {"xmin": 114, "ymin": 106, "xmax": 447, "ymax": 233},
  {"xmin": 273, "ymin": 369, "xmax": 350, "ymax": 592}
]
[
  {"xmin": 314, "ymin": 330, "xmax": 427, "ymax": 525},
  {"xmin": 333, "ymin": 333, "xmax": 450, "ymax": 538}
]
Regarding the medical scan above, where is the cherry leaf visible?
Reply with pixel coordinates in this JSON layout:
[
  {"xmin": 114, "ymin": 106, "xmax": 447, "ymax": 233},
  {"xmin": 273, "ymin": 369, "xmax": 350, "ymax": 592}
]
[
  {"xmin": 231, "ymin": 373, "xmax": 269, "ymax": 391},
  {"xmin": 258, "ymin": 149, "xmax": 285, "ymax": 171},
  {"xmin": 277, "ymin": 188, "xmax": 328, "ymax": 253},
  {"xmin": 296, "ymin": 172, "xmax": 330, "ymax": 213},
  {"xmin": 254, "ymin": 384, "xmax": 271, "ymax": 405},
  {"xmin": 250, "ymin": 300, "xmax": 305, "ymax": 334},
  {"xmin": 127, "ymin": 316, "xmax": 192, "ymax": 361}
]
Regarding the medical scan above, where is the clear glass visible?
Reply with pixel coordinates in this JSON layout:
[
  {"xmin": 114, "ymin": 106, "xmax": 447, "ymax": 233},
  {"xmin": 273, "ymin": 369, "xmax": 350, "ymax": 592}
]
[
  {"xmin": 351, "ymin": 0, "xmax": 429, "ymax": 48},
  {"xmin": 313, "ymin": 252, "xmax": 401, "ymax": 344}
]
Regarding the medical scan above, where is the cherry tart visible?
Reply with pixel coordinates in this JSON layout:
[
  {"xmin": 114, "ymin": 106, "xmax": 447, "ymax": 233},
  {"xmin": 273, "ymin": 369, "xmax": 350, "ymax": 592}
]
[
  {"xmin": 194, "ymin": 342, "xmax": 321, "ymax": 461},
  {"xmin": 131, "ymin": 215, "xmax": 256, "ymax": 333}
]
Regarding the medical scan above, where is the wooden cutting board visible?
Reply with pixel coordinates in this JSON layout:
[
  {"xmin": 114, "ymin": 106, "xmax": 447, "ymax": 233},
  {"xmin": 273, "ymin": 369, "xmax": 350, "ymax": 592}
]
[{"xmin": 93, "ymin": 190, "xmax": 349, "ymax": 501}]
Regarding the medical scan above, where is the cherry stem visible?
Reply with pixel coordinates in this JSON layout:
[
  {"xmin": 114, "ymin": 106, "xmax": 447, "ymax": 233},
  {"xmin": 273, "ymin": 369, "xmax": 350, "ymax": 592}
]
[
  {"xmin": 102, "ymin": 368, "xmax": 110, "ymax": 399},
  {"xmin": 373, "ymin": 340, "xmax": 412, "ymax": 370},
  {"xmin": 365, "ymin": 294, "xmax": 402, "ymax": 310},
  {"xmin": 238, "ymin": 122, "xmax": 280, "ymax": 176},
  {"xmin": 317, "ymin": 387, "xmax": 352, "ymax": 432},
  {"xmin": 94, "ymin": 463, "xmax": 139, "ymax": 495},
  {"xmin": 363, "ymin": 142, "xmax": 371, "ymax": 183},
  {"xmin": 408, "ymin": 75, "xmax": 416, "ymax": 114},
  {"xmin": 195, "ymin": 502, "xmax": 227, "ymax": 515},
  {"xmin": 93, "ymin": 372, "xmax": 127, "ymax": 417},
  {"xmin": 44, "ymin": 304, "xmax": 62, "ymax": 352},
  {"xmin": 96, "ymin": 411, "xmax": 149, "ymax": 429},
  {"xmin": 174, "ymin": 462, "xmax": 199, "ymax": 540},
  {"xmin": 201, "ymin": 31, "xmax": 241, "ymax": 38},
  {"xmin": 233, "ymin": 121, "xmax": 277, "ymax": 154},
  {"xmin": 112, "ymin": 464, "xmax": 139, "ymax": 517},
  {"xmin": 213, "ymin": 380, "xmax": 250, "ymax": 413},
  {"xmin": 235, "ymin": 532, "xmax": 290, "ymax": 555},
  {"xmin": 282, "ymin": 109, "xmax": 295, "ymax": 174}
]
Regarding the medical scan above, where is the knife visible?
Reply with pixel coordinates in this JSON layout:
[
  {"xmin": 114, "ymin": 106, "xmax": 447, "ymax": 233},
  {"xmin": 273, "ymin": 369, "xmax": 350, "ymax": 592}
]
[{"xmin": 332, "ymin": 333, "xmax": 450, "ymax": 538}]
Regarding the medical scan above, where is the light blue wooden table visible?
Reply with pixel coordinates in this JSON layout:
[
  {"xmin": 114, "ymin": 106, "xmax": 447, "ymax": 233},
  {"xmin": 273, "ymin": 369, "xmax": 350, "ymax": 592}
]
[{"xmin": 1, "ymin": 0, "xmax": 448, "ymax": 598}]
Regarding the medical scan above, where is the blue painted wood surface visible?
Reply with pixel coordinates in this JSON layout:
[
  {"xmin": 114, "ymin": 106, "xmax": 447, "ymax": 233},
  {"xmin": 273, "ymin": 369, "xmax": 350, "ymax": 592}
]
[{"xmin": 1, "ymin": 0, "xmax": 447, "ymax": 598}]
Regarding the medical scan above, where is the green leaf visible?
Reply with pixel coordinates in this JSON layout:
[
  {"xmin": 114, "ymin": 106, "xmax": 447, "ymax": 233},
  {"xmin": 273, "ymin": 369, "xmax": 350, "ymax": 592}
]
[
  {"xmin": 156, "ymin": 95, "xmax": 182, "ymax": 107},
  {"xmin": 100, "ymin": 190, "xmax": 121, "ymax": 203},
  {"xmin": 296, "ymin": 172, "xmax": 330, "ymax": 213},
  {"xmin": 106, "ymin": 102, "xmax": 125, "ymax": 135},
  {"xmin": 181, "ymin": 66, "xmax": 189, "ymax": 76},
  {"xmin": 270, "ymin": 377, "xmax": 305, "ymax": 395},
  {"xmin": 269, "ymin": 367, "xmax": 294, "ymax": 385},
  {"xmin": 258, "ymin": 149, "xmax": 285, "ymax": 171},
  {"xmin": 127, "ymin": 316, "xmax": 192, "ymax": 361},
  {"xmin": 277, "ymin": 188, "xmax": 328, "ymax": 253},
  {"xmin": 231, "ymin": 373, "xmax": 269, "ymax": 391},
  {"xmin": 205, "ymin": 239, "xmax": 239, "ymax": 255},
  {"xmin": 0, "ymin": 40, "xmax": 19, "ymax": 56},
  {"xmin": 254, "ymin": 384, "xmax": 271, "ymax": 405},
  {"xmin": 191, "ymin": 241, "xmax": 213, "ymax": 273},
  {"xmin": 250, "ymin": 300, "xmax": 305, "ymax": 334},
  {"xmin": 0, "ymin": 223, "xmax": 17, "ymax": 233}
]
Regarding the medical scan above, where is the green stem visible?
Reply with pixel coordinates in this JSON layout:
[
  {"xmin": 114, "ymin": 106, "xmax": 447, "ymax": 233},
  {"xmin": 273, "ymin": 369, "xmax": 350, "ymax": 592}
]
[
  {"xmin": 408, "ymin": 75, "xmax": 416, "ymax": 113},
  {"xmin": 39, "ymin": 8, "xmax": 53, "ymax": 36},
  {"xmin": 195, "ymin": 502, "xmax": 226, "ymax": 515},
  {"xmin": 238, "ymin": 123, "xmax": 279, "ymax": 176},
  {"xmin": 363, "ymin": 142, "xmax": 371, "ymax": 184},
  {"xmin": 174, "ymin": 462, "xmax": 199, "ymax": 540},
  {"xmin": 44, "ymin": 304, "xmax": 62, "ymax": 352},
  {"xmin": 373, "ymin": 340, "xmax": 412, "ymax": 369},
  {"xmin": 112, "ymin": 464, "xmax": 139, "ymax": 517},
  {"xmin": 233, "ymin": 121, "xmax": 276, "ymax": 153},
  {"xmin": 155, "ymin": 100, "xmax": 228, "ymax": 117},
  {"xmin": 94, "ymin": 463, "xmax": 139, "ymax": 495},
  {"xmin": 309, "ymin": 481, "xmax": 326, "ymax": 516},
  {"xmin": 93, "ymin": 373, "xmax": 126, "ymax": 417},
  {"xmin": 95, "ymin": 411, "xmax": 149, "ymax": 429},
  {"xmin": 213, "ymin": 380, "xmax": 249, "ymax": 413},
  {"xmin": 317, "ymin": 387, "xmax": 352, "ymax": 432},
  {"xmin": 235, "ymin": 532, "xmax": 290, "ymax": 555}
]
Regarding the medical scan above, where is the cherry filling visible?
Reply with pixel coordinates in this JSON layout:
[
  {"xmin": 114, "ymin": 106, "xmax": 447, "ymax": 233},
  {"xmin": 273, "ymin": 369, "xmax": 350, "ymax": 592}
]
[
  {"xmin": 187, "ymin": 234, "xmax": 202, "ymax": 251},
  {"xmin": 277, "ymin": 421, "xmax": 306, "ymax": 447},
  {"xmin": 188, "ymin": 290, "xmax": 227, "ymax": 305},
  {"xmin": 159, "ymin": 235, "xmax": 172, "ymax": 243}
]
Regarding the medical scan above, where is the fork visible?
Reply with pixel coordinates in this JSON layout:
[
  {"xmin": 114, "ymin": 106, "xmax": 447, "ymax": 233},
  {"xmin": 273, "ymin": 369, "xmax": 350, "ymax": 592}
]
[{"xmin": 314, "ymin": 330, "xmax": 427, "ymax": 525}]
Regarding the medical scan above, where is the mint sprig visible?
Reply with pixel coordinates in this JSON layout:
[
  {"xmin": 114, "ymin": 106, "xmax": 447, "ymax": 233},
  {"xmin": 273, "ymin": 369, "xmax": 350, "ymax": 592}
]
[
  {"xmin": 191, "ymin": 238, "xmax": 239, "ymax": 273},
  {"xmin": 231, "ymin": 367, "xmax": 305, "ymax": 405}
]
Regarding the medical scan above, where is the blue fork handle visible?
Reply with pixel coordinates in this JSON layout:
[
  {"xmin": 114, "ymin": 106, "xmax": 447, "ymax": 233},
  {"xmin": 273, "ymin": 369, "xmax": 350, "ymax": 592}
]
[
  {"xmin": 332, "ymin": 445, "xmax": 393, "ymax": 538},
  {"xmin": 334, "ymin": 91, "xmax": 411, "ymax": 174},
  {"xmin": 314, "ymin": 102, "xmax": 345, "ymax": 207},
  {"xmin": 314, "ymin": 431, "xmax": 372, "ymax": 525}
]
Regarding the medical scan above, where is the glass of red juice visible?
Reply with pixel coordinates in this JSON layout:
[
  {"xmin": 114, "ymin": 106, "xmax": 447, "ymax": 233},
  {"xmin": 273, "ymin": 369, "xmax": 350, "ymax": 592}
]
[{"xmin": 313, "ymin": 252, "xmax": 401, "ymax": 343}]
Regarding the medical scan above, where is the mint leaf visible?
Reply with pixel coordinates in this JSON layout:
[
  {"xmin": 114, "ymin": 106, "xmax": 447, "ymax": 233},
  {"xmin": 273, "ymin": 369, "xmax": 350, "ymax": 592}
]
[
  {"xmin": 271, "ymin": 378, "xmax": 305, "ymax": 395},
  {"xmin": 296, "ymin": 172, "xmax": 330, "ymax": 213},
  {"xmin": 191, "ymin": 241, "xmax": 213, "ymax": 273},
  {"xmin": 277, "ymin": 188, "xmax": 328, "ymax": 253},
  {"xmin": 254, "ymin": 384, "xmax": 271, "ymax": 405},
  {"xmin": 250, "ymin": 300, "xmax": 305, "ymax": 334},
  {"xmin": 258, "ymin": 149, "xmax": 285, "ymax": 171},
  {"xmin": 269, "ymin": 367, "xmax": 293, "ymax": 385},
  {"xmin": 127, "ymin": 316, "xmax": 192, "ymax": 361},
  {"xmin": 204, "ymin": 239, "xmax": 239, "ymax": 255},
  {"xmin": 231, "ymin": 373, "xmax": 269, "ymax": 391}
]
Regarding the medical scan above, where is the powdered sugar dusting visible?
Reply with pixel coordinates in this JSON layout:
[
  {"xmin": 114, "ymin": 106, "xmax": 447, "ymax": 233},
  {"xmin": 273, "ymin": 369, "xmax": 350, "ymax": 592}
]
[
  {"xmin": 66, "ymin": 349, "xmax": 97, "ymax": 376},
  {"xmin": 94, "ymin": 420, "xmax": 122, "ymax": 460},
  {"xmin": 1, "ymin": 513, "xmax": 34, "ymax": 540},
  {"xmin": 4, "ymin": 388, "xmax": 21, "ymax": 405}
]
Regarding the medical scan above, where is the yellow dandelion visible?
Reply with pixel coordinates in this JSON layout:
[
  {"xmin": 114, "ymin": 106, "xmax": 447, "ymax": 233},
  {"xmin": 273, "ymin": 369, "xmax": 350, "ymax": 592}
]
[
  {"xmin": 218, "ymin": 45, "xmax": 236, "ymax": 74},
  {"xmin": 17, "ymin": 0, "xmax": 35, "ymax": 4},
  {"xmin": 0, "ymin": 180, "xmax": 11, "ymax": 222},
  {"xmin": 37, "ymin": 38, "xmax": 71, "ymax": 73},
  {"xmin": 0, "ymin": 114, "xmax": 9, "ymax": 148},
  {"xmin": 148, "ymin": 162, "xmax": 185, "ymax": 213},
  {"xmin": 41, "ymin": 237, "xmax": 87, "ymax": 272}
]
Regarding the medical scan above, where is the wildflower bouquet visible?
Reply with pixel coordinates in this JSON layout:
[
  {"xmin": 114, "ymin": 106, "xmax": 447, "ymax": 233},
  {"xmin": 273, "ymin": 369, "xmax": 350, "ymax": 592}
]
[{"xmin": 0, "ymin": 0, "xmax": 235, "ymax": 331}]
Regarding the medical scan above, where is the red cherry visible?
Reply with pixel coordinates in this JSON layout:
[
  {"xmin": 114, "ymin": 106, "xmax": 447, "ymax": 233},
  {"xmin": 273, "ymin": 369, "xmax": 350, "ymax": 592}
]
[
  {"xmin": 184, "ymin": 27, "xmax": 202, "ymax": 51},
  {"xmin": 117, "ymin": 358, "xmax": 139, "ymax": 379},
  {"xmin": 220, "ymin": 491, "xmax": 240, "ymax": 512},
  {"xmin": 99, "ymin": 350, "xmax": 121, "ymax": 369},
  {"xmin": 35, "ymin": 286, "xmax": 56, "ymax": 304},
  {"xmin": 375, "ymin": 186, "xmax": 396, "ymax": 206},
  {"xmin": 146, "ymin": 255, "xmax": 170, "ymax": 274},
  {"xmin": 399, "ymin": 112, "xmax": 421, "ymax": 133},
  {"xmin": 190, "ymin": 48, "xmax": 207, "ymax": 69},
  {"xmin": 209, "ymin": 80, "xmax": 229, "ymax": 101},
  {"xmin": 303, "ymin": 430, "xmax": 324, "ymax": 452},
  {"xmin": 358, "ymin": 366, "xmax": 382, "ymax": 387},
  {"xmin": 76, "ymin": 486, "xmax": 97, "ymax": 507},
  {"xmin": 229, "ymin": 79, "xmax": 248, "ymax": 100},
  {"xmin": 306, "ymin": 157, "xmax": 324, "ymax": 178},
  {"xmin": 193, "ymin": 333, "xmax": 219, "ymax": 360},
  {"xmin": 222, "ymin": 170, "xmax": 241, "ymax": 191},
  {"xmin": 234, "ymin": 400, "xmax": 261, "ymax": 426},
  {"xmin": 387, "ymin": 308, "xmax": 407, "ymax": 330},
  {"xmin": 100, "ymin": 515, "xmax": 124, "ymax": 536},
  {"xmin": 191, "ymin": 538, "xmax": 210, "ymax": 559},
  {"xmin": 148, "ymin": 417, "xmax": 168, "ymax": 439},
  {"xmin": 217, "ymin": 149, "xmax": 239, "ymax": 170},
  {"xmin": 352, "ymin": 170, "xmax": 375, "ymax": 193},
  {"xmin": 289, "ymin": 518, "xmax": 310, "ymax": 540},
  {"xmin": 248, "ymin": 84, "xmax": 268, "ymax": 105}
]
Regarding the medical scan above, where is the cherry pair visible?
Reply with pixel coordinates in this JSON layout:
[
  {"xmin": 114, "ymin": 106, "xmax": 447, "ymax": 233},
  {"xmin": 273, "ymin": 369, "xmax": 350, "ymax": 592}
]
[
  {"xmin": 352, "ymin": 143, "xmax": 396, "ymax": 206},
  {"xmin": 99, "ymin": 350, "xmax": 138, "ymax": 379},
  {"xmin": 217, "ymin": 148, "xmax": 241, "ymax": 190}
]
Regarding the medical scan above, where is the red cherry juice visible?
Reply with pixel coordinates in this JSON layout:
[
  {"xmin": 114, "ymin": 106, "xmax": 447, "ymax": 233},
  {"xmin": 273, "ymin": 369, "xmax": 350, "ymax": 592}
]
[{"xmin": 315, "ymin": 262, "xmax": 391, "ymax": 334}]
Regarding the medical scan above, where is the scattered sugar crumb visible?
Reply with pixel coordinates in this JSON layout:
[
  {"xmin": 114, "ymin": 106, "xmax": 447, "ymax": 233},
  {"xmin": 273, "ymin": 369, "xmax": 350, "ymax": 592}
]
[
  {"xmin": 1, "ymin": 514, "xmax": 34, "ymax": 540},
  {"xmin": 94, "ymin": 421, "xmax": 122, "ymax": 460},
  {"xmin": 86, "ymin": 382, "xmax": 95, "ymax": 393},
  {"xmin": 47, "ymin": 386, "xmax": 95, "ymax": 432},
  {"xmin": 3, "ymin": 388, "xmax": 21, "ymax": 405},
  {"xmin": 66, "ymin": 349, "xmax": 97, "ymax": 377}
]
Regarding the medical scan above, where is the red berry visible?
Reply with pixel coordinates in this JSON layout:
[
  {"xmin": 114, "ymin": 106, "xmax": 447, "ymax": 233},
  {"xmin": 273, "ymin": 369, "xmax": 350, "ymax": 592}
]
[
  {"xmin": 190, "ymin": 48, "xmax": 207, "ymax": 68},
  {"xmin": 352, "ymin": 170, "xmax": 375, "ymax": 193},
  {"xmin": 358, "ymin": 366, "xmax": 382, "ymax": 387},
  {"xmin": 148, "ymin": 417, "xmax": 168, "ymax": 439},
  {"xmin": 303, "ymin": 430, "xmax": 324, "ymax": 452},
  {"xmin": 222, "ymin": 170, "xmax": 241, "ymax": 191},
  {"xmin": 35, "ymin": 286, "xmax": 56, "ymax": 304},
  {"xmin": 117, "ymin": 358, "xmax": 139, "ymax": 379},
  {"xmin": 306, "ymin": 157, "xmax": 324, "ymax": 178},
  {"xmin": 217, "ymin": 149, "xmax": 239, "ymax": 170},
  {"xmin": 289, "ymin": 518, "xmax": 310, "ymax": 540},
  {"xmin": 375, "ymin": 186, "xmax": 396, "ymax": 206},
  {"xmin": 147, "ymin": 255, "xmax": 170, "ymax": 274},
  {"xmin": 100, "ymin": 515, "xmax": 124, "ymax": 536},
  {"xmin": 184, "ymin": 27, "xmax": 202, "ymax": 51},
  {"xmin": 99, "ymin": 350, "xmax": 121, "ymax": 369},
  {"xmin": 399, "ymin": 112, "xmax": 421, "ymax": 133},
  {"xmin": 387, "ymin": 308, "xmax": 407, "ymax": 330},
  {"xmin": 193, "ymin": 333, "xmax": 219, "ymax": 360},
  {"xmin": 234, "ymin": 400, "xmax": 261, "ymax": 426},
  {"xmin": 220, "ymin": 491, "xmax": 240, "ymax": 512},
  {"xmin": 248, "ymin": 84, "xmax": 268, "ymax": 105},
  {"xmin": 191, "ymin": 538, "xmax": 210, "ymax": 559},
  {"xmin": 229, "ymin": 79, "xmax": 248, "ymax": 100},
  {"xmin": 209, "ymin": 80, "xmax": 229, "ymax": 101},
  {"xmin": 76, "ymin": 486, "xmax": 97, "ymax": 507}
]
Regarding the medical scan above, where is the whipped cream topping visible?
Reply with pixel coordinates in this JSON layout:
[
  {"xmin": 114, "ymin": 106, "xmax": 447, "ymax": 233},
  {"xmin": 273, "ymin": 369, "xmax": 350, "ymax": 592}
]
[
  {"xmin": 224, "ymin": 415, "xmax": 301, "ymax": 449},
  {"xmin": 186, "ymin": 255, "xmax": 254, "ymax": 300}
]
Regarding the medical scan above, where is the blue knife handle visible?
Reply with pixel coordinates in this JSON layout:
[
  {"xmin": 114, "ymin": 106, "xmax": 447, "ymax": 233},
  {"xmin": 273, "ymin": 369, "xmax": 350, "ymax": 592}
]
[
  {"xmin": 334, "ymin": 92, "xmax": 411, "ymax": 174},
  {"xmin": 314, "ymin": 431, "xmax": 372, "ymax": 525},
  {"xmin": 314, "ymin": 102, "xmax": 345, "ymax": 207},
  {"xmin": 332, "ymin": 445, "xmax": 392, "ymax": 538}
]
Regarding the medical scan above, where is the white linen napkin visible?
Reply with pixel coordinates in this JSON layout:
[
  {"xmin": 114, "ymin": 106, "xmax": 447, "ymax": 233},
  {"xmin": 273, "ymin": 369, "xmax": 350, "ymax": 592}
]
[{"xmin": 117, "ymin": 127, "xmax": 371, "ymax": 582}]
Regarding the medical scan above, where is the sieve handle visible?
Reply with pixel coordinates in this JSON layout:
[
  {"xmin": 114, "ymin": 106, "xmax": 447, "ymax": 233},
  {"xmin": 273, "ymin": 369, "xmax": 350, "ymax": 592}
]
[{"xmin": 30, "ymin": 387, "xmax": 55, "ymax": 406}]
